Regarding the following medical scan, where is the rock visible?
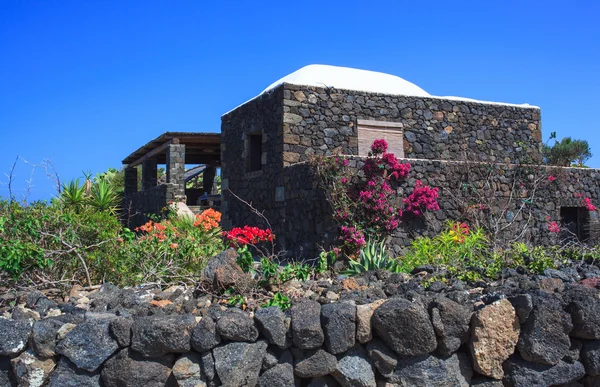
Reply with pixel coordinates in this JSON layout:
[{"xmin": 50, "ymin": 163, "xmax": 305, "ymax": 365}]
[
  {"xmin": 0, "ymin": 317, "xmax": 32, "ymax": 356},
  {"xmin": 503, "ymin": 357, "xmax": 585, "ymax": 387},
  {"xmin": 172, "ymin": 352, "xmax": 208, "ymax": 387},
  {"xmin": 47, "ymin": 357, "xmax": 101, "ymax": 387},
  {"xmin": 262, "ymin": 351, "xmax": 279, "ymax": 371},
  {"xmin": 566, "ymin": 339, "xmax": 583, "ymax": 362},
  {"xmin": 131, "ymin": 315, "xmax": 195, "ymax": 357},
  {"xmin": 387, "ymin": 353, "xmax": 472, "ymax": 387},
  {"xmin": 201, "ymin": 351, "xmax": 216, "ymax": 384},
  {"xmin": 11, "ymin": 306, "xmax": 40, "ymax": 321},
  {"xmin": 31, "ymin": 318, "xmax": 64, "ymax": 358},
  {"xmin": 470, "ymin": 377, "xmax": 504, "ymax": 387},
  {"xmin": 307, "ymin": 376, "xmax": 340, "ymax": 387},
  {"xmin": 10, "ymin": 349, "xmax": 56, "ymax": 387},
  {"xmin": 294, "ymin": 349, "xmax": 338, "ymax": 378},
  {"xmin": 201, "ymin": 249, "xmax": 248, "ymax": 289},
  {"xmin": 110, "ymin": 317, "xmax": 133, "ymax": 347},
  {"xmin": 469, "ymin": 298, "xmax": 520, "ymax": 379},
  {"xmin": 191, "ymin": 316, "xmax": 221, "ymax": 353},
  {"xmin": 355, "ymin": 300, "xmax": 385, "ymax": 344},
  {"xmin": 213, "ymin": 340, "xmax": 267, "ymax": 386},
  {"xmin": 581, "ymin": 340, "xmax": 600, "ymax": 377},
  {"xmin": 332, "ymin": 345, "xmax": 375, "ymax": 387},
  {"xmin": 321, "ymin": 302, "xmax": 356, "ymax": 354},
  {"xmin": 291, "ymin": 300, "xmax": 324, "ymax": 349},
  {"xmin": 366, "ymin": 338, "xmax": 397, "ymax": 377},
  {"xmin": 508, "ymin": 294, "xmax": 533, "ymax": 324},
  {"xmin": 259, "ymin": 363, "xmax": 295, "ymax": 387},
  {"xmin": 0, "ymin": 356, "xmax": 16, "ymax": 386},
  {"xmin": 55, "ymin": 319, "xmax": 119, "ymax": 372},
  {"xmin": 100, "ymin": 348, "xmax": 174, "ymax": 387},
  {"xmin": 56, "ymin": 323, "xmax": 76, "ymax": 340},
  {"xmin": 428, "ymin": 296, "xmax": 471, "ymax": 355},
  {"xmin": 371, "ymin": 298, "xmax": 437, "ymax": 356},
  {"xmin": 566, "ymin": 286, "xmax": 600, "ymax": 339},
  {"xmin": 216, "ymin": 312, "xmax": 258, "ymax": 342},
  {"xmin": 517, "ymin": 295, "xmax": 572, "ymax": 365},
  {"xmin": 254, "ymin": 307, "xmax": 289, "ymax": 348}
]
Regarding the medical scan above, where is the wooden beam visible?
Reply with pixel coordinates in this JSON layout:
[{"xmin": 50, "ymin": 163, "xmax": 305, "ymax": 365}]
[{"xmin": 126, "ymin": 139, "xmax": 177, "ymax": 168}]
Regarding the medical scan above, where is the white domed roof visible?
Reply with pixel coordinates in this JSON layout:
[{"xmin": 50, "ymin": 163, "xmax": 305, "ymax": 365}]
[{"xmin": 261, "ymin": 64, "xmax": 431, "ymax": 97}]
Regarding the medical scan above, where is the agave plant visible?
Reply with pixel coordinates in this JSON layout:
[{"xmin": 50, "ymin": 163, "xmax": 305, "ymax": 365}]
[
  {"xmin": 344, "ymin": 238, "xmax": 399, "ymax": 276},
  {"xmin": 89, "ymin": 179, "xmax": 120, "ymax": 214},
  {"xmin": 60, "ymin": 179, "xmax": 87, "ymax": 211}
]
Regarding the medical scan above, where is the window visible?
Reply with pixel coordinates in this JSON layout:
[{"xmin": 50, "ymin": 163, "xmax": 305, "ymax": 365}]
[
  {"xmin": 357, "ymin": 120, "xmax": 405, "ymax": 157},
  {"xmin": 247, "ymin": 131, "xmax": 263, "ymax": 172},
  {"xmin": 560, "ymin": 206, "xmax": 591, "ymax": 242}
]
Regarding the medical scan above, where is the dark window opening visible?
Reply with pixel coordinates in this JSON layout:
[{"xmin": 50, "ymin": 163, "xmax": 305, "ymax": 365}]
[
  {"xmin": 560, "ymin": 206, "xmax": 591, "ymax": 242},
  {"xmin": 248, "ymin": 132, "xmax": 263, "ymax": 172}
]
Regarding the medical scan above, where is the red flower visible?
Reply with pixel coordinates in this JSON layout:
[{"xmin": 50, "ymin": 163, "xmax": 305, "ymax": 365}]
[
  {"xmin": 547, "ymin": 221, "xmax": 560, "ymax": 233},
  {"xmin": 548, "ymin": 175, "xmax": 556, "ymax": 182},
  {"xmin": 371, "ymin": 139, "xmax": 388, "ymax": 155}
]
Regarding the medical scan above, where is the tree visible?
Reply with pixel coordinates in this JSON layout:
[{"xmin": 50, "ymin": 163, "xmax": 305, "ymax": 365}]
[{"xmin": 542, "ymin": 137, "xmax": 592, "ymax": 167}]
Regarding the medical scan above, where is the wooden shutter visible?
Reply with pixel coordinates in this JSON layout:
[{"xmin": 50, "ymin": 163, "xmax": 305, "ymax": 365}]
[{"xmin": 357, "ymin": 120, "xmax": 405, "ymax": 158}]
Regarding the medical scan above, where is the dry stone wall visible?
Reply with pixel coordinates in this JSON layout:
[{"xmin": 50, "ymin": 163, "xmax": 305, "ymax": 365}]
[
  {"xmin": 280, "ymin": 83, "xmax": 542, "ymax": 165},
  {"xmin": 277, "ymin": 158, "xmax": 600, "ymax": 258},
  {"xmin": 2, "ymin": 274, "xmax": 600, "ymax": 386}
]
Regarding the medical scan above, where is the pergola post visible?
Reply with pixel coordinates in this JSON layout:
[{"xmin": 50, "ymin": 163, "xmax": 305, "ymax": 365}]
[
  {"xmin": 203, "ymin": 166, "xmax": 217, "ymax": 195},
  {"xmin": 142, "ymin": 158, "xmax": 158, "ymax": 190},
  {"xmin": 124, "ymin": 166, "xmax": 138, "ymax": 197},
  {"xmin": 166, "ymin": 142, "xmax": 186, "ymax": 201}
]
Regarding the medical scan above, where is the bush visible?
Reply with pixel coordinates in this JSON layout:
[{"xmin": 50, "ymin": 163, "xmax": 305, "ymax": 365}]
[{"xmin": 0, "ymin": 199, "xmax": 121, "ymax": 285}]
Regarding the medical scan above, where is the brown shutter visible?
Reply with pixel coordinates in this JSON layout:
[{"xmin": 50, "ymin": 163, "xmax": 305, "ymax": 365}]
[{"xmin": 357, "ymin": 120, "xmax": 405, "ymax": 158}]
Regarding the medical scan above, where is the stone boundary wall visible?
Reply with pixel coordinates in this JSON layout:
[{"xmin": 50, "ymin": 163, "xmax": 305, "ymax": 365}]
[
  {"xmin": 122, "ymin": 184, "xmax": 179, "ymax": 229},
  {"xmin": 2, "ymin": 280, "xmax": 600, "ymax": 386},
  {"xmin": 281, "ymin": 83, "xmax": 542, "ymax": 165},
  {"xmin": 277, "ymin": 159, "xmax": 600, "ymax": 258}
]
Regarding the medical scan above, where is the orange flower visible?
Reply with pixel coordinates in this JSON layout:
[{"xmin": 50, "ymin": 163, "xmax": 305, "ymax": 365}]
[
  {"xmin": 169, "ymin": 243, "xmax": 178, "ymax": 249},
  {"xmin": 193, "ymin": 209, "xmax": 222, "ymax": 231},
  {"xmin": 138, "ymin": 220, "xmax": 154, "ymax": 233}
]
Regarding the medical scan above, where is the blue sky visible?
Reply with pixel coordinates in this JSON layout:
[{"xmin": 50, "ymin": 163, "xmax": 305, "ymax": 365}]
[{"xmin": 1, "ymin": 1, "xmax": 599, "ymax": 201}]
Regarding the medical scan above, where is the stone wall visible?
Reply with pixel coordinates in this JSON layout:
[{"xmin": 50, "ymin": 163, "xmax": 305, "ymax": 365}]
[
  {"xmin": 3, "ymin": 273, "xmax": 600, "ymax": 386},
  {"xmin": 278, "ymin": 158, "xmax": 600, "ymax": 258},
  {"xmin": 220, "ymin": 87, "xmax": 286, "ymax": 232},
  {"xmin": 281, "ymin": 83, "xmax": 542, "ymax": 165},
  {"xmin": 122, "ymin": 184, "xmax": 179, "ymax": 228}
]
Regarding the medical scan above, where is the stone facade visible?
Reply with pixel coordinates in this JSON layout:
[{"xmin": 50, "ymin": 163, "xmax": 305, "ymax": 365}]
[{"xmin": 221, "ymin": 83, "xmax": 599, "ymax": 258}]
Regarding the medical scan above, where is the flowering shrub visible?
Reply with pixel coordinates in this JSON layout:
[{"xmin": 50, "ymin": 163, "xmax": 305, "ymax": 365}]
[
  {"xmin": 583, "ymin": 197, "xmax": 597, "ymax": 211},
  {"xmin": 310, "ymin": 138, "xmax": 439, "ymax": 257},
  {"xmin": 547, "ymin": 221, "xmax": 560, "ymax": 233},
  {"xmin": 193, "ymin": 208, "xmax": 222, "ymax": 231},
  {"xmin": 403, "ymin": 180, "xmax": 440, "ymax": 216},
  {"xmin": 224, "ymin": 226, "xmax": 274, "ymax": 247}
]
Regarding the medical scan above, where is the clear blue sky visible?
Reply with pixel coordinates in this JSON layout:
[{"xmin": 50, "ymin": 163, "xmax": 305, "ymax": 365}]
[{"xmin": 1, "ymin": 1, "xmax": 599, "ymax": 201}]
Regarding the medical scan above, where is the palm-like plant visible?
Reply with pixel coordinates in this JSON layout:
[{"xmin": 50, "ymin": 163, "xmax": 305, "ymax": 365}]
[
  {"xmin": 89, "ymin": 179, "xmax": 120, "ymax": 215},
  {"xmin": 60, "ymin": 179, "xmax": 87, "ymax": 211}
]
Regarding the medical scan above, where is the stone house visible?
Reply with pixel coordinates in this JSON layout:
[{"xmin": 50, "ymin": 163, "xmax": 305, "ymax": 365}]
[
  {"xmin": 124, "ymin": 65, "xmax": 600, "ymax": 258},
  {"xmin": 220, "ymin": 65, "xmax": 600, "ymax": 257}
]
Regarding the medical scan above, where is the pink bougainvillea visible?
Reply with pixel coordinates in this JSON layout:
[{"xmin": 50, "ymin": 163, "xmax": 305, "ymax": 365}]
[
  {"xmin": 403, "ymin": 180, "xmax": 441, "ymax": 216},
  {"xmin": 583, "ymin": 197, "xmax": 597, "ymax": 211},
  {"xmin": 370, "ymin": 139, "xmax": 388, "ymax": 155},
  {"xmin": 547, "ymin": 175, "xmax": 556, "ymax": 182},
  {"xmin": 547, "ymin": 221, "xmax": 560, "ymax": 233}
]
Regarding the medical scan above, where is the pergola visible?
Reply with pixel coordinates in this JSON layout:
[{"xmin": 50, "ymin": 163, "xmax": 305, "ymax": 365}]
[{"xmin": 122, "ymin": 132, "xmax": 221, "ymax": 202}]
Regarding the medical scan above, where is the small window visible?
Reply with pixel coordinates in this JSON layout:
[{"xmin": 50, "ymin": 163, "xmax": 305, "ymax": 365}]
[
  {"xmin": 357, "ymin": 120, "xmax": 405, "ymax": 157},
  {"xmin": 560, "ymin": 206, "xmax": 591, "ymax": 242},
  {"xmin": 247, "ymin": 132, "xmax": 263, "ymax": 172}
]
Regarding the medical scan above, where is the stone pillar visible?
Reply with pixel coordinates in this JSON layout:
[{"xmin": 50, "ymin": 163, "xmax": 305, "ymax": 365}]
[
  {"xmin": 203, "ymin": 166, "xmax": 217, "ymax": 195},
  {"xmin": 166, "ymin": 143, "xmax": 185, "ymax": 201},
  {"xmin": 124, "ymin": 166, "xmax": 138, "ymax": 197},
  {"xmin": 142, "ymin": 158, "xmax": 158, "ymax": 191}
]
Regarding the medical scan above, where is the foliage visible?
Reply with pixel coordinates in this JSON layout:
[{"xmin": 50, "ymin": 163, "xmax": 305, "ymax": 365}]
[
  {"xmin": 543, "ymin": 136, "xmax": 592, "ymax": 167},
  {"xmin": 310, "ymin": 138, "xmax": 439, "ymax": 258},
  {"xmin": 344, "ymin": 239, "xmax": 400, "ymax": 276},
  {"xmin": 111, "ymin": 208, "xmax": 225, "ymax": 285},
  {"xmin": 60, "ymin": 173, "xmax": 120, "ymax": 215},
  {"xmin": 262, "ymin": 291, "xmax": 291, "ymax": 310},
  {"xmin": 315, "ymin": 249, "xmax": 337, "ymax": 274},
  {"xmin": 0, "ymin": 199, "xmax": 121, "ymax": 283},
  {"xmin": 397, "ymin": 222, "xmax": 491, "ymax": 281}
]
